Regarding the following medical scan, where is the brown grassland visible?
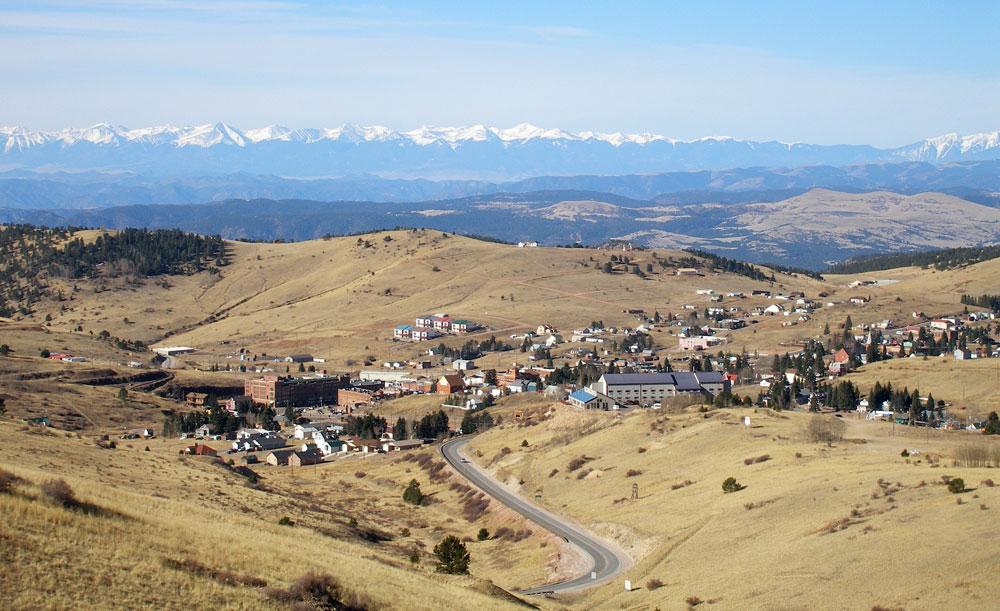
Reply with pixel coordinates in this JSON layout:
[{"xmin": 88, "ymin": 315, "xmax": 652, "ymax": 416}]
[{"xmin": 3, "ymin": 229, "xmax": 1000, "ymax": 609}]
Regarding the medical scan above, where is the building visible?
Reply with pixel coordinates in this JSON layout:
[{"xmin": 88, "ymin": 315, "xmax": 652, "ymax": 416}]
[
  {"xmin": 266, "ymin": 449, "xmax": 296, "ymax": 466},
  {"xmin": 293, "ymin": 425, "xmax": 319, "ymax": 440},
  {"xmin": 244, "ymin": 374, "xmax": 348, "ymax": 408},
  {"xmin": 452, "ymin": 359, "xmax": 476, "ymax": 371},
  {"xmin": 679, "ymin": 335, "xmax": 723, "ymax": 351},
  {"xmin": 568, "ymin": 388, "xmax": 617, "ymax": 410},
  {"xmin": 288, "ymin": 446, "xmax": 323, "ymax": 466},
  {"xmin": 437, "ymin": 374, "xmax": 465, "ymax": 394},
  {"xmin": 338, "ymin": 387, "xmax": 376, "ymax": 409},
  {"xmin": 152, "ymin": 346, "xmax": 195, "ymax": 357},
  {"xmin": 384, "ymin": 439, "xmax": 424, "ymax": 452},
  {"xmin": 185, "ymin": 392, "xmax": 209, "ymax": 409},
  {"xmin": 590, "ymin": 372, "xmax": 729, "ymax": 405},
  {"xmin": 393, "ymin": 325, "xmax": 413, "ymax": 340},
  {"xmin": 284, "ymin": 354, "xmax": 314, "ymax": 363},
  {"xmin": 183, "ymin": 443, "xmax": 218, "ymax": 456}
]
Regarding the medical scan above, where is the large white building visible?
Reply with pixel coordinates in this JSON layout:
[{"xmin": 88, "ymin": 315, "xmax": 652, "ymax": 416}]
[{"xmin": 589, "ymin": 372, "xmax": 729, "ymax": 405}]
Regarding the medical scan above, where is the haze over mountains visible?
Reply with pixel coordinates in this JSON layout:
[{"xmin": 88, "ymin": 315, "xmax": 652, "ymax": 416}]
[
  {"xmin": 3, "ymin": 123, "xmax": 1000, "ymax": 179},
  {"xmin": 4, "ymin": 122, "xmax": 1000, "ymax": 270}
]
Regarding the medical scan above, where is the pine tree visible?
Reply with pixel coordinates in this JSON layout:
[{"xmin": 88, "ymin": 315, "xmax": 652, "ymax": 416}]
[{"xmin": 434, "ymin": 535, "xmax": 470, "ymax": 574}]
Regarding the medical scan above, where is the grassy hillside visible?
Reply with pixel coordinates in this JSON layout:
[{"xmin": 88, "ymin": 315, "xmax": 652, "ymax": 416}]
[
  {"xmin": 0, "ymin": 418, "xmax": 552, "ymax": 609},
  {"xmin": 19, "ymin": 228, "xmax": 830, "ymax": 366},
  {"xmin": 467, "ymin": 404, "xmax": 1000, "ymax": 609}
]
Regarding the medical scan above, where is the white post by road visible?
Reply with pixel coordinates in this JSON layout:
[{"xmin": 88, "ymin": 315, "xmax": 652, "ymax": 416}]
[
  {"xmin": 591, "ymin": 571, "xmax": 597, "ymax": 580},
  {"xmin": 624, "ymin": 579, "xmax": 632, "ymax": 592}
]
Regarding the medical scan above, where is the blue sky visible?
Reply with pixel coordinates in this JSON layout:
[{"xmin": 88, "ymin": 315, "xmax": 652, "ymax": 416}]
[{"xmin": 1, "ymin": 0, "xmax": 998, "ymax": 146}]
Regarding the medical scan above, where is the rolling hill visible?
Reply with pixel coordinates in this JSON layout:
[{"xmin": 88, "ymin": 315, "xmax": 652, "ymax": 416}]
[{"xmin": 5, "ymin": 188, "xmax": 1000, "ymax": 269}]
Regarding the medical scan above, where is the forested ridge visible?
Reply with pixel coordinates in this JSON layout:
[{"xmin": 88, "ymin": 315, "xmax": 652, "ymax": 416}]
[
  {"xmin": 826, "ymin": 244, "xmax": 1000, "ymax": 274},
  {"xmin": 0, "ymin": 224, "xmax": 227, "ymax": 317}
]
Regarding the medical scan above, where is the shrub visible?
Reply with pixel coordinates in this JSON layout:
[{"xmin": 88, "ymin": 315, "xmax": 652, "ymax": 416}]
[
  {"xmin": 266, "ymin": 572, "xmax": 367, "ymax": 610},
  {"xmin": 806, "ymin": 415, "xmax": 846, "ymax": 444},
  {"xmin": 982, "ymin": 479, "xmax": 995, "ymax": 488},
  {"xmin": 40, "ymin": 478, "xmax": 77, "ymax": 507},
  {"xmin": 626, "ymin": 469, "xmax": 643, "ymax": 477},
  {"xmin": 477, "ymin": 527, "xmax": 490, "ymax": 541},
  {"xmin": 354, "ymin": 471, "xmax": 366, "ymax": 479},
  {"xmin": 743, "ymin": 454, "xmax": 771, "ymax": 465},
  {"xmin": 948, "ymin": 478, "xmax": 966, "ymax": 494},
  {"xmin": 409, "ymin": 549, "xmax": 420, "ymax": 564},
  {"xmin": 900, "ymin": 449, "xmax": 909, "ymax": 457},
  {"xmin": 278, "ymin": 516, "xmax": 294, "ymax": 526},
  {"xmin": 434, "ymin": 535, "xmax": 471, "ymax": 574},
  {"xmin": 646, "ymin": 578, "xmax": 664, "ymax": 590},
  {"xmin": 521, "ymin": 439, "xmax": 529, "ymax": 447},
  {"xmin": 722, "ymin": 477, "xmax": 745, "ymax": 493},
  {"xmin": 0, "ymin": 468, "xmax": 20, "ymax": 494},
  {"xmin": 403, "ymin": 479, "xmax": 424, "ymax": 506},
  {"xmin": 686, "ymin": 596, "xmax": 703, "ymax": 607},
  {"xmin": 955, "ymin": 443, "xmax": 997, "ymax": 468}
]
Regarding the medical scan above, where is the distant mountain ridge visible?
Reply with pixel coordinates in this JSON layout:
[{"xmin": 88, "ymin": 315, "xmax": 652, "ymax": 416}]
[
  {"xmin": 5, "ymin": 160, "xmax": 1000, "ymax": 210},
  {"xmin": 3, "ymin": 122, "xmax": 1000, "ymax": 179},
  {"xmin": 4, "ymin": 188, "xmax": 1000, "ymax": 270}
]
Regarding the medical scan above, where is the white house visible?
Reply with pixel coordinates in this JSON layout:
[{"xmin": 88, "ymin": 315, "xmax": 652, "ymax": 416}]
[
  {"xmin": 294, "ymin": 424, "xmax": 319, "ymax": 440},
  {"xmin": 452, "ymin": 359, "xmax": 476, "ymax": 371}
]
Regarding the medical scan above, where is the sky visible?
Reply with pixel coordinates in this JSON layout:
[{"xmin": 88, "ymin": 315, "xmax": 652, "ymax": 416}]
[{"xmin": 1, "ymin": 0, "xmax": 998, "ymax": 146}]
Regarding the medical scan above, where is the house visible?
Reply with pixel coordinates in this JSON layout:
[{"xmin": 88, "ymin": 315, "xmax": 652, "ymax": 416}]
[
  {"xmin": 294, "ymin": 424, "xmax": 319, "ymax": 440},
  {"xmin": 266, "ymin": 449, "xmax": 296, "ymax": 466},
  {"xmin": 590, "ymin": 372, "xmax": 729, "ymax": 405},
  {"xmin": 452, "ymin": 359, "xmax": 476, "ymax": 371},
  {"xmin": 679, "ymin": 335, "xmax": 723, "ymax": 351},
  {"xmin": 285, "ymin": 354, "xmax": 314, "ymax": 363},
  {"xmin": 289, "ymin": 445, "xmax": 323, "ymax": 466},
  {"xmin": 568, "ymin": 387, "xmax": 617, "ymax": 410},
  {"xmin": 183, "ymin": 443, "xmax": 218, "ymax": 457},
  {"xmin": 312, "ymin": 431, "xmax": 345, "ymax": 456},
  {"xmin": 849, "ymin": 296, "xmax": 870, "ymax": 305},
  {"xmin": 393, "ymin": 325, "xmax": 413, "ymax": 339},
  {"xmin": 385, "ymin": 439, "xmax": 425, "ymax": 452},
  {"xmin": 437, "ymin": 374, "xmax": 465, "ymax": 394},
  {"xmin": 233, "ymin": 434, "xmax": 286, "ymax": 452},
  {"xmin": 507, "ymin": 380, "xmax": 538, "ymax": 393},
  {"xmin": 763, "ymin": 304, "xmax": 784, "ymax": 315},
  {"xmin": 832, "ymin": 348, "xmax": 851, "ymax": 364},
  {"xmin": 954, "ymin": 348, "xmax": 972, "ymax": 360},
  {"xmin": 194, "ymin": 424, "xmax": 213, "ymax": 438},
  {"xmin": 450, "ymin": 319, "xmax": 479, "ymax": 333},
  {"xmin": 675, "ymin": 268, "xmax": 700, "ymax": 276},
  {"xmin": 185, "ymin": 392, "xmax": 209, "ymax": 409},
  {"xmin": 411, "ymin": 327, "xmax": 442, "ymax": 341}
]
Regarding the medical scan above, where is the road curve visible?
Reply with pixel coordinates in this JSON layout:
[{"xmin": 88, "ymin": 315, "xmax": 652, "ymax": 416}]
[{"xmin": 440, "ymin": 436, "xmax": 629, "ymax": 595}]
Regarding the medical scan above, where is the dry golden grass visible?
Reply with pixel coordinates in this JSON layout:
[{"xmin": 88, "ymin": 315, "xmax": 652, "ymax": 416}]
[
  {"xmin": 843, "ymin": 356, "xmax": 1000, "ymax": 419},
  {"xmin": 468, "ymin": 404, "xmax": 1000, "ymax": 609},
  {"xmin": 0, "ymin": 419, "xmax": 542, "ymax": 610},
  {"xmin": 22, "ymin": 229, "xmax": 830, "ymax": 367}
]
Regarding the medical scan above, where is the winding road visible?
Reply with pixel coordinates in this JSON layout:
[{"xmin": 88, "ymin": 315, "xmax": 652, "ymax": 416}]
[{"xmin": 440, "ymin": 436, "xmax": 629, "ymax": 595}]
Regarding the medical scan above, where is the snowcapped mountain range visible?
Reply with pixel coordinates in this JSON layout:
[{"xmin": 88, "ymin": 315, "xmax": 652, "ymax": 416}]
[{"xmin": 2, "ymin": 122, "xmax": 999, "ymax": 179}]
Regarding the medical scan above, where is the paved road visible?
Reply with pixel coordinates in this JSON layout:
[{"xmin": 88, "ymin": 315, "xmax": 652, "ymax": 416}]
[{"xmin": 440, "ymin": 436, "xmax": 628, "ymax": 595}]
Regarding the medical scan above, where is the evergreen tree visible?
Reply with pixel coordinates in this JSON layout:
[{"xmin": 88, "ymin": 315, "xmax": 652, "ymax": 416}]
[{"xmin": 434, "ymin": 536, "xmax": 470, "ymax": 574}]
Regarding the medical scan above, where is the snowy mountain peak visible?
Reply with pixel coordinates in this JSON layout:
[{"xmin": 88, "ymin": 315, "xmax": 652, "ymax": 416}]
[{"xmin": 2, "ymin": 123, "xmax": 1000, "ymax": 177}]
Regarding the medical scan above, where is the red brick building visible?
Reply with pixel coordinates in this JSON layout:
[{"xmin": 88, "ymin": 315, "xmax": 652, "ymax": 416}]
[{"xmin": 244, "ymin": 374, "xmax": 348, "ymax": 408}]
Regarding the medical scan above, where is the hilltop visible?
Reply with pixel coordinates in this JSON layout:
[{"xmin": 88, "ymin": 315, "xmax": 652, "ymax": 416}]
[{"xmin": 6, "ymin": 188, "xmax": 1000, "ymax": 268}]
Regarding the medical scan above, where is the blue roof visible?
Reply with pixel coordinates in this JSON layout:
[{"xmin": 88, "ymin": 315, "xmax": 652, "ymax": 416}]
[
  {"xmin": 395, "ymin": 324, "xmax": 413, "ymax": 330},
  {"xmin": 569, "ymin": 388, "xmax": 597, "ymax": 403}
]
